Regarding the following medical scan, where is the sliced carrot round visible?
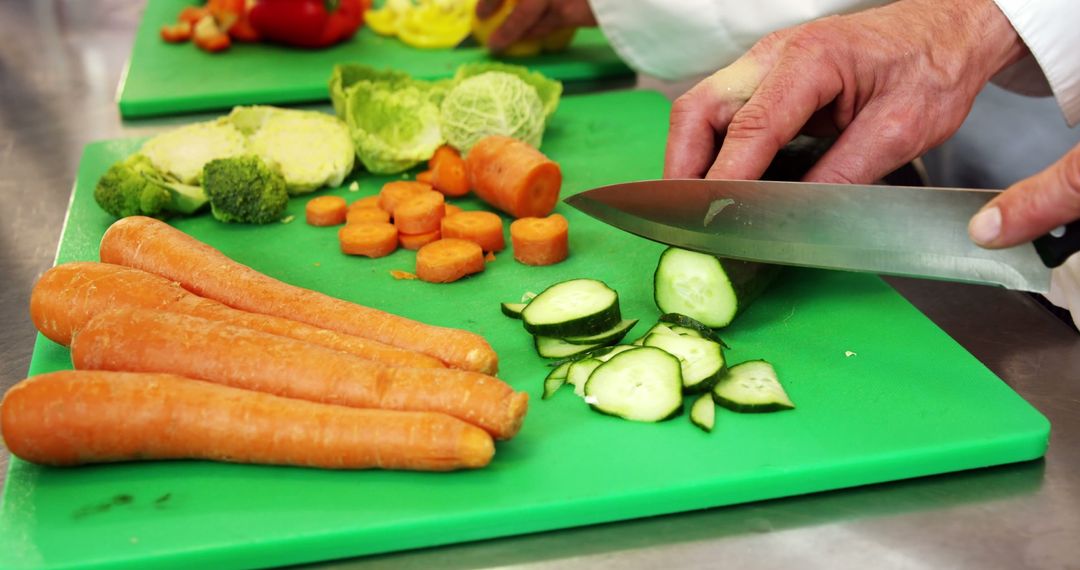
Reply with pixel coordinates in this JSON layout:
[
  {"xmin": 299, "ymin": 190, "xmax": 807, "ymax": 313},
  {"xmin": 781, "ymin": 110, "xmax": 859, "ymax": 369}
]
[
  {"xmin": 415, "ymin": 239, "xmax": 485, "ymax": 283},
  {"xmin": 428, "ymin": 145, "xmax": 459, "ymax": 169},
  {"xmin": 379, "ymin": 181, "xmax": 432, "ymax": 214},
  {"xmin": 399, "ymin": 229, "xmax": 441, "ymax": 251},
  {"xmin": 349, "ymin": 195, "xmax": 382, "ymax": 211},
  {"xmin": 306, "ymin": 196, "xmax": 348, "ymax": 226},
  {"xmin": 347, "ymin": 207, "xmax": 391, "ymax": 225},
  {"xmin": 339, "ymin": 222, "xmax": 398, "ymax": 258},
  {"xmin": 510, "ymin": 214, "xmax": 569, "ymax": 266},
  {"xmin": 416, "ymin": 170, "xmax": 435, "ymax": 185},
  {"xmin": 394, "ymin": 191, "xmax": 446, "ymax": 234},
  {"xmin": 444, "ymin": 203, "xmax": 463, "ymax": 217},
  {"xmin": 441, "ymin": 211, "xmax": 505, "ymax": 252}
]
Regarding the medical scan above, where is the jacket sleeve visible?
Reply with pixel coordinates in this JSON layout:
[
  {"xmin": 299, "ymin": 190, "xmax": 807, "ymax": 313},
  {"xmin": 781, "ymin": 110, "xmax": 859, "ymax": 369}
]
[
  {"xmin": 587, "ymin": 0, "xmax": 889, "ymax": 82},
  {"xmin": 991, "ymin": 0, "xmax": 1080, "ymax": 126}
]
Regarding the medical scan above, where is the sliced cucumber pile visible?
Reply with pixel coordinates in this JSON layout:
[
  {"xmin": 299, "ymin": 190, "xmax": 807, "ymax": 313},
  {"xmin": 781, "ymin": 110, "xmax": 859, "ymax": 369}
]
[
  {"xmin": 501, "ymin": 278, "xmax": 795, "ymax": 430},
  {"xmin": 653, "ymin": 247, "xmax": 780, "ymax": 328}
]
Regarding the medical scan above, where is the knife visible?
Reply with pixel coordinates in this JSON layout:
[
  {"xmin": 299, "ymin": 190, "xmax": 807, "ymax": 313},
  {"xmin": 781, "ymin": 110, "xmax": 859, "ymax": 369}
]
[{"xmin": 564, "ymin": 179, "xmax": 1080, "ymax": 293}]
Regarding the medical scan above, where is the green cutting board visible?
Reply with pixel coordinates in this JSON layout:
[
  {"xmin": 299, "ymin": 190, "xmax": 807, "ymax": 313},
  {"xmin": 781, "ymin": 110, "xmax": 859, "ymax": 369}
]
[
  {"xmin": 0, "ymin": 90, "xmax": 1049, "ymax": 570},
  {"xmin": 117, "ymin": 0, "xmax": 633, "ymax": 118}
]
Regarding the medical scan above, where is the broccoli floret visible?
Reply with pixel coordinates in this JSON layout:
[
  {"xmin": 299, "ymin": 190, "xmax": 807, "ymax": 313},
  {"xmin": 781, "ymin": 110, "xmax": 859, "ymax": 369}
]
[
  {"xmin": 202, "ymin": 155, "xmax": 289, "ymax": 224},
  {"xmin": 93, "ymin": 154, "xmax": 209, "ymax": 219}
]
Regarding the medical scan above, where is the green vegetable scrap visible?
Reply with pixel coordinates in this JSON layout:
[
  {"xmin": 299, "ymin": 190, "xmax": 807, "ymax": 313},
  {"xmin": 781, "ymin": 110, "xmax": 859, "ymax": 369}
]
[
  {"xmin": 202, "ymin": 155, "xmax": 289, "ymax": 224},
  {"xmin": 329, "ymin": 62, "xmax": 562, "ymax": 174},
  {"xmin": 94, "ymin": 155, "xmax": 208, "ymax": 219}
]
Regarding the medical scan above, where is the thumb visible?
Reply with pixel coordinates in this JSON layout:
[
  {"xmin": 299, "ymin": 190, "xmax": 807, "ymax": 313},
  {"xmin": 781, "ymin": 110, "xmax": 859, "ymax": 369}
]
[{"xmin": 969, "ymin": 143, "xmax": 1080, "ymax": 249}]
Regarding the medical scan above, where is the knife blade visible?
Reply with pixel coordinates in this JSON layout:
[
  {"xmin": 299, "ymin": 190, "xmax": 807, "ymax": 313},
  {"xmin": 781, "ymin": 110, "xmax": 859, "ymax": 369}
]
[{"xmin": 565, "ymin": 179, "xmax": 1076, "ymax": 293}]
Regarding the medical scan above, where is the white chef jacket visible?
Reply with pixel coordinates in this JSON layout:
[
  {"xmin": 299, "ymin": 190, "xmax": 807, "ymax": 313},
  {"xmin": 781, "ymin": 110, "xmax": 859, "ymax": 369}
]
[{"xmin": 992, "ymin": 0, "xmax": 1080, "ymax": 328}]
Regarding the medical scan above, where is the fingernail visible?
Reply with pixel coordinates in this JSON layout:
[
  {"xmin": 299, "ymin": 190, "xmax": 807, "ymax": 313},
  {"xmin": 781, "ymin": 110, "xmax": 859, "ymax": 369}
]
[{"xmin": 969, "ymin": 206, "xmax": 1001, "ymax": 245}]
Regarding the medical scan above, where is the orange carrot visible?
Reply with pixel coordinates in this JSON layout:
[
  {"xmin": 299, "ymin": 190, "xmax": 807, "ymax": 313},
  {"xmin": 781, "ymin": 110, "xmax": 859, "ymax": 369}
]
[
  {"xmin": 399, "ymin": 229, "xmax": 441, "ymax": 250},
  {"xmin": 441, "ymin": 211, "xmax": 505, "ymax": 252},
  {"xmin": 416, "ymin": 170, "xmax": 435, "ymax": 185},
  {"xmin": 346, "ymin": 207, "xmax": 391, "ymax": 225},
  {"xmin": 160, "ymin": 21, "xmax": 193, "ymax": 42},
  {"xmin": 306, "ymin": 195, "xmax": 348, "ymax": 226},
  {"xmin": 416, "ymin": 239, "xmax": 486, "ymax": 283},
  {"xmin": 445, "ymin": 203, "xmax": 463, "ymax": 217},
  {"xmin": 510, "ymin": 214, "xmax": 569, "ymax": 266},
  {"xmin": 485, "ymin": 251, "xmax": 497, "ymax": 263},
  {"xmin": 99, "ymin": 216, "xmax": 499, "ymax": 374},
  {"xmin": 390, "ymin": 269, "xmax": 418, "ymax": 280},
  {"xmin": 0, "ymin": 370, "xmax": 493, "ymax": 470},
  {"xmin": 349, "ymin": 195, "xmax": 382, "ymax": 211},
  {"xmin": 71, "ymin": 308, "xmax": 527, "ymax": 439},
  {"xmin": 428, "ymin": 145, "xmax": 458, "ymax": 169},
  {"xmin": 339, "ymin": 222, "xmax": 399, "ymax": 258},
  {"xmin": 465, "ymin": 135, "xmax": 562, "ymax": 218},
  {"xmin": 431, "ymin": 149, "xmax": 470, "ymax": 197},
  {"xmin": 30, "ymin": 262, "xmax": 443, "ymax": 369},
  {"xmin": 394, "ymin": 190, "xmax": 445, "ymax": 234},
  {"xmin": 378, "ymin": 181, "xmax": 432, "ymax": 214}
]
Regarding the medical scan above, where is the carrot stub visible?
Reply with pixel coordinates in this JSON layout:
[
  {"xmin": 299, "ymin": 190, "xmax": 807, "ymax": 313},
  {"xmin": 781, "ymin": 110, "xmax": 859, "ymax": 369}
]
[
  {"xmin": 510, "ymin": 214, "xmax": 569, "ymax": 266},
  {"xmin": 0, "ymin": 370, "xmax": 493, "ymax": 471},
  {"xmin": 416, "ymin": 170, "xmax": 435, "ymax": 185},
  {"xmin": 399, "ymin": 229, "xmax": 442, "ymax": 251},
  {"xmin": 394, "ymin": 191, "xmax": 445, "ymax": 234},
  {"xmin": 99, "ymin": 216, "xmax": 499, "ymax": 374},
  {"xmin": 29, "ymin": 262, "xmax": 443, "ymax": 369},
  {"xmin": 441, "ymin": 211, "xmax": 505, "ymax": 252},
  {"xmin": 346, "ymin": 207, "xmax": 391, "ymax": 225},
  {"xmin": 431, "ymin": 149, "xmax": 470, "ymax": 197},
  {"xmin": 445, "ymin": 203, "xmax": 463, "ymax": 217},
  {"xmin": 416, "ymin": 239, "xmax": 486, "ymax": 283},
  {"xmin": 429, "ymin": 145, "xmax": 458, "ymax": 169},
  {"xmin": 306, "ymin": 195, "xmax": 348, "ymax": 226},
  {"xmin": 70, "ymin": 308, "xmax": 527, "ymax": 439},
  {"xmin": 339, "ymin": 222, "xmax": 399, "ymax": 258},
  {"xmin": 465, "ymin": 135, "xmax": 562, "ymax": 219},
  {"xmin": 379, "ymin": 181, "xmax": 432, "ymax": 214}
]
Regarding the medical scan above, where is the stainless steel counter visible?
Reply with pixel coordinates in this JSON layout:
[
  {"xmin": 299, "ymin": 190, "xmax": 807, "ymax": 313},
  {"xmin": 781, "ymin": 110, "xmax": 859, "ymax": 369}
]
[{"xmin": 2, "ymin": 2, "xmax": 1078, "ymax": 569}]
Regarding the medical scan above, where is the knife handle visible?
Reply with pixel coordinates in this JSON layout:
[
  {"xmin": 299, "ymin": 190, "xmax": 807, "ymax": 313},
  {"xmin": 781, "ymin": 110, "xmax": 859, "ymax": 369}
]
[{"xmin": 1033, "ymin": 220, "xmax": 1080, "ymax": 268}]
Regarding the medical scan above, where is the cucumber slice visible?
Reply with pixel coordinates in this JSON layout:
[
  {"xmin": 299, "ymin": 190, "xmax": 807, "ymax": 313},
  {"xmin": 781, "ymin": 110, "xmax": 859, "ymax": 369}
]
[
  {"xmin": 596, "ymin": 344, "xmax": 638, "ymax": 362},
  {"xmin": 542, "ymin": 361, "xmax": 572, "ymax": 399},
  {"xmin": 689, "ymin": 393, "xmax": 715, "ymax": 433},
  {"xmin": 712, "ymin": 360, "xmax": 795, "ymax": 413},
  {"xmin": 654, "ymin": 248, "xmax": 780, "ymax": 328},
  {"xmin": 658, "ymin": 313, "xmax": 729, "ymax": 347},
  {"xmin": 642, "ymin": 333, "xmax": 726, "ymax": 393},
  {"xmin": 534, "ymin": 336, "xmax": 605, "ymax": 359},
  {"xmin": 584, "ymin": 347, "xmax": 684, "ymax": 422},
  {"xmin": 501, "ymin": 302, "xmax": 528, "ymax": 319},
  {"xmin": 563, "ymin": 319, "xmax": 639, "ymax": 345},
  {"xmin": 567, "ymin": 358, "xmax": 603, "ymax": 397},
  {"xmin": 522, "ymin": 279, "xmax": 621, "ymax": 337}
]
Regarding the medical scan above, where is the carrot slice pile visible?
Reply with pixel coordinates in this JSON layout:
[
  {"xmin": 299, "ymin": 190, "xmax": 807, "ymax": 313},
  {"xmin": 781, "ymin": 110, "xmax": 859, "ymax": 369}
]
[
  {"xmin": 441, "ymin": 211, "xmax": 505, "ymax": 252},
  {"xmin": 339, "ymin": 222, "xmax": 398, "ymax": 258},
  {"xmin": 465, "ymin": 135, "xmax": 562, "ymax": 218},
  {"xmin": 415, "ymin": 239, "xmax": 485, "ymax": 283},
  {"xmin": 379, "ymin": 181, "xmax": 432, "ymax": 214},
  {"xmin": 349, "ymin": 195, "xmax": 382, "ymax": 211},
  {"xmin": 347, "ymin": 207, "xmax": 391, "ymax": 225},
  {"xmin": 306, "ymin": 196, "xmax": 348, "ymax": 226},
  {"xmin": 510, "ymin": 214, "xmax": 569, "ymax": 266},
  {"xmin": 394, "ymin": 191, "xmax": 446, "ymax": 234},
  {"xmin": 399, "ymin": 229, "xmax": 442, "ymax": 251}
]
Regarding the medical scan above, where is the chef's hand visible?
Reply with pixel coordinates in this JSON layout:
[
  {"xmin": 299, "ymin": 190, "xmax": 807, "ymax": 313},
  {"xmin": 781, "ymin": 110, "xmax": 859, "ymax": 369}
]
[
  {"xmin": 969, "ymin": 143, "xmax": 1080, "ymax": 249},
  {"xmin": 475, "ymin": 0, "xmax": 596, "ymax": 52},
  {"xmin": 664, "ymin": 0, "xmax": 1027, "ymax": 183}
]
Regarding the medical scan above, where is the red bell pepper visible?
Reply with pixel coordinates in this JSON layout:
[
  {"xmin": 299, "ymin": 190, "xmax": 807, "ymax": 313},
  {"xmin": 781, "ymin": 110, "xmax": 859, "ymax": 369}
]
[{"xmin": 247, "ymin": 0, "xmax": 365, "ymax": 49}]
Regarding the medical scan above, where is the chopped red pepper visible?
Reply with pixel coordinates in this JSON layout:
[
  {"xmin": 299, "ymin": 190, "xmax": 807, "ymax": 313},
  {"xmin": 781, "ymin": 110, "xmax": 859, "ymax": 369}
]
[
  {"xmin": 193, "ymin": 15, "xmax": 232, "ymax": 53},
  {"xmin": 247, "ymin": 0, "xmax": 365, "ymax": 49},
  {"xmin": 160, "ymin": 21, "xmax": 193, "ymax": 43}
]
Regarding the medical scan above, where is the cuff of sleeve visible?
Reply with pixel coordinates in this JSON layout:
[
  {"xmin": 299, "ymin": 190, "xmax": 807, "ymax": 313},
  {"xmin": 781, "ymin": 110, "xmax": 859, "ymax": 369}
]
[{"xmin": 992, "ymin": 0, "xmax": 1080, "ymax": 126}]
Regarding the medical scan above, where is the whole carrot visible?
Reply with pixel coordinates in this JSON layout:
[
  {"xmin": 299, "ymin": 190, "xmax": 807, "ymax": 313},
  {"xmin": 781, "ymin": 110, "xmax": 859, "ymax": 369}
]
[
  {"xmin": 98, "ymin": 216, "xmax": 499, "ymax": 374},
  {"xmin": 71, "ymin": 308, "xmax": 528, "ymax": 440},
  {"xmin": 0, "ymin": 370, "xmax": 493, "ymax": 470},
  {"xmin": 31, "ymin": 262, "xmax": 443, "ymax": 369}
]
